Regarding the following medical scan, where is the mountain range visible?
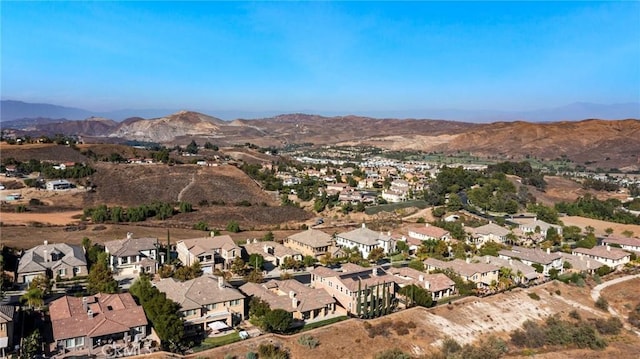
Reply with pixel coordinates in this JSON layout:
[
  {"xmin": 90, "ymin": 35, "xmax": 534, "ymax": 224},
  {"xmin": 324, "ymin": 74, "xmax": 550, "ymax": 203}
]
[{"xmin": 2, "ymin": 100, "xmax": 639, "ymax": 122}]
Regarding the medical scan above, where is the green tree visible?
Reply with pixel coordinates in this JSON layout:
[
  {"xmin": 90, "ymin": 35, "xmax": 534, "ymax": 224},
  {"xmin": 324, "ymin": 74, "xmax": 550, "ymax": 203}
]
[
  {"xmin": 374, "ymin": 348, "xmax": 411, "ymax": 359},
  {"xmin": 399, "ymin": 284, "xmax": 432, "ymax": 308},
  {"xmin": 367, "ymin": 247, "xmax": 385, "ymax": 263},
  {"xmin": 231, "ymin": 257, "xmax": 246, "ymax": 275},
  {"xmin": 249, "ymin": 253, "xmax": 265, "ymax": 270},
  {"xmin": 408, "ymin": 260, "xmax": 425, "ymax": 271},
  {"xmin": 262, "ymin": 231, "xmax": 274, "ymax": 241},
  {"xmin": 21, "ymin": 287, "xmax": 44, "ymax": 309},
  {"xmin": 302, "ymin": 255, "xmax": 317, "ymax": 267},
  {"xmin": 447, "ymin": 193, "xmax": 464, "ymax": 211},
  {"xmin": 249, "ymin": 297, "xmax": 271, "ymax": 319},
  {"xmin": 87, "ymin": 252, "xmax": 119, "ymax": 294},
  {"xmin": 186, "ymin": 140, "xmax": 199, "ymax": 154},
  {"xmin": 19, "ymin": 329, "xmax": 42, "ymax": 359},
  {"xmin": 227, "ymin": 220, "xmax": 241, "ymax": 233},
  {"xmin": 263, "ymin": 309, "xmax": 293, "ymax": 333},
  {"xmin": 179, "ymin": 201, "xmax": 193, "ymax": 213}
]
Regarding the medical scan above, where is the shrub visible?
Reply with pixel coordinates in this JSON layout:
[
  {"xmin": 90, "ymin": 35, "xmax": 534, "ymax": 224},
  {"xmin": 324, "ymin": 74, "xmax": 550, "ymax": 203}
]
[
  {"xmin": 629, "ymin": 303, "xmax": 640, "ymax": 329},
  {"xmin": 569, "ymin": 310, "xmax": 581, "ymax": 320},
  {"xmin": 595, "ymin": 296, "xmax": 609, "ymax": 311},
  {"xmin": 257, "ymin": 343, "xmax": 289, "ymax": 359},
  {"xmin": 224, "ymin": 354, "xmax": 234, "ymax": 359},
  {"xmin": 297, "ymin": 334, "xmax": 319, "ymax": 349},
  {"xmin": 594, "ymin": 317, "xmax": 623, "ymax": 335},
  {"xmin": 555, "ymin": 290, "xmax": 561, "ymax": 296},
  {"xmin": 528, "ymin": 292, "xmax": 540, "ymax": 301},
  {"xmin": 374, "ymin": 348, "xmax": 411, "ymax": 359},
  {"xmin": 245, "ymin": 352, "xmax": 257, "ymax": 359}
]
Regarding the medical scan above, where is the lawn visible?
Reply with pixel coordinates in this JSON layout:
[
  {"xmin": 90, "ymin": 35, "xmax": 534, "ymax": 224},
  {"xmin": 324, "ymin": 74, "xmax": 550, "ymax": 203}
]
[{"xmin": 191, "ymin": 331, "xmax": 242, "ymax": 352}]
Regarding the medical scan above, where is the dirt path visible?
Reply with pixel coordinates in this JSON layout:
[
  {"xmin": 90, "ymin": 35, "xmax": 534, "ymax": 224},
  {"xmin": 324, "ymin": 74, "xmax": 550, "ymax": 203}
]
[
  {"xmin": 591, "ymin": 274, "xmax": 640, "ymax": 336},
  {"xmin": 177, "ymin": 171, "xmax": 198, "ymax": 202},
  {"xmin": 0, "ymin": 210, "xmax": 83, "ymax": 225}
]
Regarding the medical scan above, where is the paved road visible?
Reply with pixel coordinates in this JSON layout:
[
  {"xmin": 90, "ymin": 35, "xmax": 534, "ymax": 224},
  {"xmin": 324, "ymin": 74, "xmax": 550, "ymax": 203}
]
[{"xmin": 590, "ymin": 273, "xmax": 640, "ymax": 336}]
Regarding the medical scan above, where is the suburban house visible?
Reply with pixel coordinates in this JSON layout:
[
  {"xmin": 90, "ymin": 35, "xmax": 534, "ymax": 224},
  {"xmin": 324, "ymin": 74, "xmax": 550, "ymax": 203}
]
[
  {"xmin": 242, "ymin": 240, "xmax": 302, "ymax": 268},
  {"xmin": 471, "ymin": 255, "xmax": 539, "ymax": 285},
  {"xmin": 17, "ymin": 241, "xmax": 87, "ymax": 285},
  {"xmin": 284, "ymin": 228, "xmax": 334, "ymax": 258},
  {"xmin": 50, "ymin": 293, "xmax": 148, "ymax": 357},
  {"xmin": 176, "ymin": 234, "xmax": 240, "ymax": 273},
  {"xmin": 154, "ymin": 275, "xmax": 245, "ymax": 336},
  {"xmin": 601, "ymin": 237, "xmax": 640, "ymax": 253},
  {"xmin": 240, "ymin": 279, "xmax": 337, "ymax": 321},
  {"xmin": 104, "ymin": 234, "xmax": 160, "ymax": 277},
  {"xmin": 498, "ymin": 246, "xmax": 564, "ymax": 276},
  {"xmin": 335, "ymin": 224, "xmax": 395, "ymax": 259},
  {"xmin": 311, "ymin": 263, "xmax": 396, "ymax": 315},
  {"xmin": 466, "ymin": 223, "xmax": 511, "ymax": 247},
  {"xmin": 424, "ymin": 258, "xmax": 500, "ymax": 289},
  {"xmin": 381, "ymin": 188, "xmax": 406, "ymax": 203},
  {"xmin": 407, "ymin": 224, "xmax": 451, "ymax": 242},
  {"xmin": 558, "ymin": 252, "xmax": 603, "ymax": 275},
  {"xmin": 0, "ymin": 305, "xmax": 15, "ymax": 357},
  {"xmin": 387, "ymin": 267, "xmax": 456, "ymax": 301},
  {"xmin": 571, "ymin": 245, "xmax": 631, "ymax": 269},
  {"xmin": 513, "ymin": 218, "xmax": 563, "ymax": 237}
]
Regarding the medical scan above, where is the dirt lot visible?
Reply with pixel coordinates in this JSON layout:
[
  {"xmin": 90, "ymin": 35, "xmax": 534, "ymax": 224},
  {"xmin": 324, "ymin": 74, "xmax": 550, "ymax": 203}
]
[
  {"xmin": 601, "ymin": 278, "xmax": 640, "ymax": 324},
  {"xmin": 561, "ymin": 216, "xmax": 640, "ymax": 237},
  {"xmin": 196, "ymin": 280, "xmax": 640, "ymax": 359}
]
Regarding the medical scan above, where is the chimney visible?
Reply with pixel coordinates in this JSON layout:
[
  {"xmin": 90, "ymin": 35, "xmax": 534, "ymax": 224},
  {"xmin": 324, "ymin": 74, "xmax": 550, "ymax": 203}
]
[
  {"xmin": 606, "ymin": 245, "xmax": 611, "ymax": 252},
  {"xmin": 508, "ymin": 258, "xmax": 513, "ymax": 265},
  {"xmin": 44, "ymin": 240, "xmax": 48, "ymax": 246},
  {"xmin": 362, "ymin": 223, "xmax": 366, "ymax": 229},
  {"xmin": 418, "ymin": 274, "xmax": 424, "ymax": 282},
  {"xmin": 465, "ymin": 257, "xmax": 470, "ymax": 264},
  {"xmin": 43, "ymin": 249, "xmax": 48, "ymax": 263},
  {"xmin": 425, "ymin": 223, "xmax": 429, "ymax": 227},
  {"xmin": 253, "ymin": 238, "xmax": 258, "ymax": 243},
  {"xmin": 372, "ymin": 267, "xmax": 378, "ymax": 276},
  {"xmin": 387, "ymin": 231, "xmax": 391, "ymax": 236},
  {"xmin": 546, "ymin": 248, "xmax": 550, "ymax": 254},
  {"xmin": 485, "ymin": 255, "xmax": 490, "ymax": 264},
  {"xmin": 424, "ymin": 281, "xmax": 431, "ymax": 290},
  {"xmin": 218, "ymin": 276, "xmax": 224, "ymax": 288},
  {"xmin": 87, "ymin": 309, "xmax": 94, "ymax": 318},
  {"xmin": 127, "ymin": 232, "xmax": 133, "ymax": 239},
  {"xmin": 292, "ymin": 297, "xmax": 298, "ymax": 309},
  {"xmin": 82, "ymin": 297, "xmax": 88, "ymax": 312},
  {"xmin": 289, "ymin": 290, "xmax": 296, "ymax": 299}
]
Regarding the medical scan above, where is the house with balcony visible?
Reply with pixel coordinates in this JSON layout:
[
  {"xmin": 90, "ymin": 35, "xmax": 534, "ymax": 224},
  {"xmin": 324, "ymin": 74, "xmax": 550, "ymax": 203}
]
[
  {"xmin": 513, "ymin": 218, "xmax": 563, "ymax": 237},
  {"xmin": 176, "ymin": 234, "xmax": 240, "ymax": 273},
  {"xmin": 240, "ymin": 279, "xmax": 337, "ymax": 322},
  {"xmin": 17, "ymin": 241, "xmax": 87, "ymax": 285},
  {"xmin": 284, "ymin": 228, "xmax": 334, "ymax": 258},
  {"xmin": 572, "ymin": 245, "xmax": 631, "ymax": 269},
  {"xmin": 311, "ymin": 263, "xmax": 396, "ymax": 315},
  {"xmin": 104, "ymin": 234, "xmax": 160, "ymax": 277},
  {"xmin": 498, "ymin": 246, "xmax": 563, "ymax": 276},
  {"xmin": 154, "ymin": 275, "xmax": 245, "ymax": 337},
  {"xmin": 242, "ymin": 240, "xmax": 302, "ymax": 268},
  {"xmin": 387, "ymin": 266, "xmax": 455, "ymax": 301},
  {"xmin": 49, "ymin": 293, "xmax": 148, "ymax": 357},
  {"xmin": 424, "ymin": 258, "xmax": 500, "ymax": 289},
  {"xmin": 407, "ymin": 224, "xmax": 451, "ymax": 242},
  {"xmin": 466, "ymin": 223, "xmax": 511, "ymax": 247},
  {"xmin": 335, "ymin": 224, "xmax": 395, "ymax": 259}
]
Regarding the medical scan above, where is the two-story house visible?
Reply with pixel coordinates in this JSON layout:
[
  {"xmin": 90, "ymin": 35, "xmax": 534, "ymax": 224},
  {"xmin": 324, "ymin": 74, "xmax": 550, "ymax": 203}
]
[
  {"xmin": 242, "ymin": 240, "xmax": 302, "ymax": 268},
  {"xmin": 17, "ymin": 241, "xmax": 87, "ymax": 285},
  {"xmin": 513, "ymin": 218, "xmax": 563, "ymax": 237},
  {"xmin": 407, "ymin": 224, "xmax": 451, "ymax": 242},
  {"xmin": 466, "ymin": 223, "xmax": 511, "ymax": 247},
  {"xmin": 0, "ymin": 305, "xmax": 15, "ymax": 357},
  {"xmin": 104, "ymin": 234, "xmax": 160, "ymax": 277},
  {"xmin": 50, "ymin": 293, "xmax": 148, "ymax": 357},
  {"xmin": 424, "ymin": 258, "xmax": 500, "ymax": 289},
  {"xmin": 335, "ymin": 224, "xmax": 395, "ymax": 259},
  {"xmin": 311, "ymin": 263, "xmax": 396, "ymax": 315},
  {"xmin": 498, "ymin": 246, "xmax": 564, "ymax": 276},
  {"xmin": 176, "ymin": 235, "xmax": 240, "ymax": 273},
  {"xmin": 572, "ymin": 245, "xmax": 631, "ymax": 269},
  {"xmin": 601, "ymin": 237, "xmax": 640, "ymax": 253},
  {"xmin": 240, "ymin": 279, "xmax": 337, "ymax": 322},
  {"xmin": 387, "ymin": 266, "xmax": 456, "ymax": 301},
  {"xmin": 154, "ymin": 275, "xmax": 245, "ymax": 336},
  {"xmin": 284, "ymin": 228, "xmax": 334, "ymax": 258}
]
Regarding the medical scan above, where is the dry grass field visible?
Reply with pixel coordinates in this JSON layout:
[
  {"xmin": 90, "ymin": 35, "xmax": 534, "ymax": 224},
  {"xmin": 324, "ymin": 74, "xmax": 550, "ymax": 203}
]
[
  {"xmin": 191, "ymin": 280, "xmax": 640, "ymax": 359},
  {"xmin": 561, "ymin": 216, "xmax": 640, "ymax": 237}
]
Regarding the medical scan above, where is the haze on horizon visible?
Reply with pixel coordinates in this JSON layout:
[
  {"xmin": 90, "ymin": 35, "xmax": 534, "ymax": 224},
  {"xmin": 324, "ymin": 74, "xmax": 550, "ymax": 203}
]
[{"xmin": 2, "ymin": 1, "xmax": 639, "ymax": 118}]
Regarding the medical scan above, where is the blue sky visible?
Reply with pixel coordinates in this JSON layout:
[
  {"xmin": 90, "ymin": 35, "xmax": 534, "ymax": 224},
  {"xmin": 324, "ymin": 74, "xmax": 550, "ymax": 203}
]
[{"xmin": 2, "ymin": 1, "xmax": 639, "ymax": 117}]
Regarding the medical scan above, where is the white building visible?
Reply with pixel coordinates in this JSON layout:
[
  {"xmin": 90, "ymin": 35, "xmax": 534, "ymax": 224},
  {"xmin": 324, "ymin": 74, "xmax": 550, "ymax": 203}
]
[
  {"xmin": 572, "ymin": 245, "xmax": 631, "ymax": 269},
  {"xmin": 335, "ymin": 224, "xmax": 395, "ymax": 258}
]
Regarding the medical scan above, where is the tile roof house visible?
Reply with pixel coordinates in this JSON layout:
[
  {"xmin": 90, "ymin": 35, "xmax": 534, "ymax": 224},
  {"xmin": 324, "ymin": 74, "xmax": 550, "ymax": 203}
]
[
  {"xmin": 104, "ymin": 233, "xmax": 160, "ymax": 277},
  {"xmin": 311, "ymin": 263, "xmax": 396, "ymax": 315},
  {"xmin": 572, "ymin": 245, "xmax": 631, "ymax": 269},
  {"xmin": 49, "ymin": 293, "xmax": 148, "ymax": 357},
  {"xmin": 498, "ymin": 246, "xmax": 564, "ymax": 276},
  {"xmin": 466, "ymin": 223, "xmax": 511, "ymax": 247},
  {"xmin": 471, "ymin": 255, "xmax": 539, "ymax": 284},
  {"xmin": 176, "ymin": 235, "xmax": 240, "ymax": 272},
  {"xmin": 335, "ymin": 224, "xmax": 395, "ymax": 259},
  {"xmin": 17, "ymin": 241, "xmax": 87, "ymax": 285},
  {"xmin": 242, "ymin": 240, "xmax": 302, "ymax": 268},
  {"xmin": 0, "ymin": 305, "xmax": 15, "ymax": 356},
  {"xmin": 558, "ymin": 252, "xmax": 603, "ymax": 274},
  {"xmin": 407, "ymin": 224, "xmax": 451, "ymax": 242},
  {"xmin": 154, "ymin": 275, "xmax": 245, "ymax": 336},
  {"xmin": 601, "ymin": 237, "xmax": 640, "ymax": 253},
  {"xmin": 387, "ymin": 267, "xmax": 455, "ymax": 301},
  {"xmin": 240, "ymin": 279, "xmax": 337, "ymax": 321},
  {"xmin": 424, "ymin": 258, "xmax": 500, "ymax": 289},
  {"xmin": 513, "ymin": 218, "xmax": 563, "ymax": 237},
  {"xmin": 284, "ymin": 228, "xmax": 334, "ymax": 258}
]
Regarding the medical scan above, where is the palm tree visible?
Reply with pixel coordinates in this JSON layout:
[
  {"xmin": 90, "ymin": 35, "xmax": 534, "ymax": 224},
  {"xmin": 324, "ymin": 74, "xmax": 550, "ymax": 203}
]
[
  {"xmin": 498, "ymin": 267, "xmax": 513, "ymax": 290},
  {"xmin": 22, "ymin": 288, "xmax": 44, "ymax": 309}
]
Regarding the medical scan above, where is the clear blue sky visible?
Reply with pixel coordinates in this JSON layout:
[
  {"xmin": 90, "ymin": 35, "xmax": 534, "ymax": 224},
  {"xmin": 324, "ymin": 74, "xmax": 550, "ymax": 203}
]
[{"xmin": 2, "ymin": 1, "xmax": 639, "ymax": 115}]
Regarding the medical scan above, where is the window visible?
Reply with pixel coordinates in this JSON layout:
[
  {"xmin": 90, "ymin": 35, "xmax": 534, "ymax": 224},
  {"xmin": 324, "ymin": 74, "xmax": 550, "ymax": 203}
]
[
  {"xmin": 206, "ymin": 303, "xmax": 218, "ymax": 310},
  {"xmin": 230, "ymin": 299, "xmax": 240, "ymax": 306},
  {"xmin": 58, "ymin": 268, "xmax": 67, "ymax": 276},
  {"xmin": 73, "ymin": 267, "xmax": 81, "ymax": 274},
  {"xmin": 66, "ymin": 337, "xmax": 84, "ymax": 348},
  {"xmin": 121, "ymin": 256, "xmax": 129, "ymax": 264}
]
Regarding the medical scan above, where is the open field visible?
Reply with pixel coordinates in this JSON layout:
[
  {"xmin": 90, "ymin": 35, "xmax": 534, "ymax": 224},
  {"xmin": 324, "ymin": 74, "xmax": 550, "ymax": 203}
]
[
  {"xmin": 193, "ymin": 280, "xmax": 640, "ymax": 359},
  {"xmin": 561, "ymin": 216, "xmax": 640, "ymax": 237}
]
